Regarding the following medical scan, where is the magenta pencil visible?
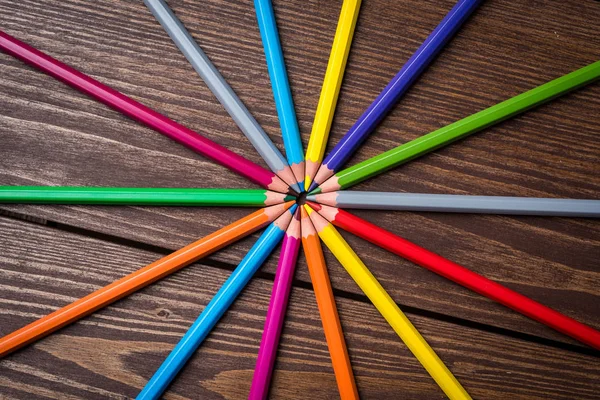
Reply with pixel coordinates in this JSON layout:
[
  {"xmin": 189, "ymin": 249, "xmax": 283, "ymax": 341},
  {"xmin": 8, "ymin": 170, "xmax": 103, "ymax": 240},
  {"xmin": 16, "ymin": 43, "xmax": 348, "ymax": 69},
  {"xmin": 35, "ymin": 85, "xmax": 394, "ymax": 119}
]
[
  {"xmin": 0, "ymin": 31, "xmax": 290, "ymax": 193},
  {"xmin": 249, "ymin": 209, "xmax": 301, "ymax": 399}
]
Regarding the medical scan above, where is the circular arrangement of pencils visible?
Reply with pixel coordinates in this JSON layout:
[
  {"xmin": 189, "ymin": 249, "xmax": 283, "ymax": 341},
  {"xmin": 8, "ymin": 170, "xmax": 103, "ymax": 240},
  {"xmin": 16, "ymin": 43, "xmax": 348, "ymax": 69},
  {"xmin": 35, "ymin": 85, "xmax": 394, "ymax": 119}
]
[{"xmin": 1, "ymin": 0, "xmax": 599, "ymax": 399}]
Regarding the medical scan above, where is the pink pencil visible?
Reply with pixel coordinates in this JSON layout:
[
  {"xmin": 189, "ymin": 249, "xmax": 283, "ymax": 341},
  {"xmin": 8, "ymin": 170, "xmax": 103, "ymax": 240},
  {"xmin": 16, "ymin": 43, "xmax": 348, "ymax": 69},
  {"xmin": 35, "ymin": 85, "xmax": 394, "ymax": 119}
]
[
  {"xmin": 249, "ymin": 209, "xmax": 301, "ymax": 399},
  {"xmin": 0, "ymin": 31, "xmax": 291, "ymax": 193}
]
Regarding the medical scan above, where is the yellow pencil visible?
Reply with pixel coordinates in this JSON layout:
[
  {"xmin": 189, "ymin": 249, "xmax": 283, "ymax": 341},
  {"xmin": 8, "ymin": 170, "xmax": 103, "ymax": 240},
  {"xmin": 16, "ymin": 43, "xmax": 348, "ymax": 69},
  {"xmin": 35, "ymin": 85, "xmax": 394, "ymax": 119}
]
[
  {"xmin": 304, "ymin": 205, "xmax": 471, "ymax": 400},
  {"xmin": 304, "ymin": 0, "xmax": 362, "ymax": 190}
]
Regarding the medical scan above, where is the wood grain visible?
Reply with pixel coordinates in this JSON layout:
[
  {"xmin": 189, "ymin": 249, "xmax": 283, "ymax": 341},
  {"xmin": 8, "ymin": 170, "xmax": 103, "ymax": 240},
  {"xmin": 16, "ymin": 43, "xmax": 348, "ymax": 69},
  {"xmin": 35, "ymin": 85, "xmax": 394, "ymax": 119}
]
[
  {"xmin": 1, "ymin": 0, "xmax": 598, "ymax": 347},
  {"xmin": 0, "ymin": 216, "xmax": 599, "ymax": 399},
  {"xmin": 0, "ymin": 0, "xmax": 599, "ymax": 397}
]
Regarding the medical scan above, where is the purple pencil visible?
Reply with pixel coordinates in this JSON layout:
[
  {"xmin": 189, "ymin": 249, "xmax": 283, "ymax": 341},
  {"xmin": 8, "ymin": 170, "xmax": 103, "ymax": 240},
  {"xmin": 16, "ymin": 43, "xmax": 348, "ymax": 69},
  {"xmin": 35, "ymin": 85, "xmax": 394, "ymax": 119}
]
[{"xmin": 249, "ymin": 209, "xmax": 301, "ymax": 399}]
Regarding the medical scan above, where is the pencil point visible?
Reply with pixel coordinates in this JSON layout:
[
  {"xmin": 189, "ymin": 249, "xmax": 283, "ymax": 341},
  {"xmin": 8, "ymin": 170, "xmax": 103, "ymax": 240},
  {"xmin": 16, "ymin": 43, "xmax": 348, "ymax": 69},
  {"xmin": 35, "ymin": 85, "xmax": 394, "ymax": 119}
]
[
  {"xmin": 283, "ymin": 200, "xmax": 296, "ymax": 209},
  {"xmin": 305, "ymin": 200, "xmax": 322, "ymax": 211},
  {"xmin": 304, "ymin": 176, "xmax": 312, "ymax": 191},
  {"xmin": 289, "ymin": 181, "xmax": 302, "ymax": 194},
  {"xmin": 287, "ymin": 188, "xmax": 300, "ymax": 197},
  {"xmin": 309, "ymin": 187, "xmax": 322, "ymax": 195},
  {"xmin": 307, "ymin": 181, "xmax": 319, "ymax": 193},
  {"xmin": 284, "ymin": 194, "xmax": 296, "ymax": 202},
  {"xmin": 306, "ymin": 194, "xmax": 316, "ymax": 202}
]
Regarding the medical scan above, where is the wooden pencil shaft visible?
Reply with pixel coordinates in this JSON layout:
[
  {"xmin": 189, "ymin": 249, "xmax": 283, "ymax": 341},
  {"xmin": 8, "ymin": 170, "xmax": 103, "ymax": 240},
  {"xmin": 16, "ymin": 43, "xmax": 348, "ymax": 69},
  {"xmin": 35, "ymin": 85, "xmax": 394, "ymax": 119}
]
[
  {"xmin": 301, "ymin": 211, "xmax": 358, "ymax": 399},
  {"xmin": 0, "ymin": 186, "xmax": 292, "ymax": 206},
  {"xmin": 317, "ymin": 191, "xmax": 600, "ymax": 217},
  {"xmin": 304, "ymin": 0, "xmax": 362, "ymax": 189},
  {"xmin": 254, "ymin": 0, "xmax": 305, "ymax": 186}
]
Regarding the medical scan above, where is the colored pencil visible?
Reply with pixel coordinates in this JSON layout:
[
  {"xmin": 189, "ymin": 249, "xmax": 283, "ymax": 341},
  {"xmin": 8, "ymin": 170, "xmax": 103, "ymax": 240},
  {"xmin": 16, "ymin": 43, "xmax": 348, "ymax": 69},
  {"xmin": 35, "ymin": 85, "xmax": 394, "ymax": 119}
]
[
  {"xmin": 309, "ymin": 202, "xmax": 600, "ymax": 349},
  {"xmin": 304, "ymin": 0, "xmax": 362, "ymax": 191},
  {"xmin": 308, "ymin": 191, "xmax": 600, "ymax": 217},
  {"xmin": 0, "ymin": 31, "xmax": 292, "ymax": 194},
  {"xmin": 0, "ymin": 201, "xmax": 295, "ymax": 357},
  {"xmin": 0, "ymin": 186, "xmax": 295, "ymax": 207},
  {"xmin": 137, "ymin": 205, "xmax": 296, "ymax": 400},
  {"xmin": 312, "ymin": 60, "xmax": 600, "ymax": 193},
  {"xmin": 300, "ymin": 207, "xmax": 358, "ymax": 399},
  {"xmin": 308, "ymin": 0, "xmax": 482, "ymax": 192},
  {"xmin": 254, "ymin": 0, "xmax": 305, "ymax": 189},
  {"xmin": 249, "ymin": 209, "xmax": 302, "ymax": 399},
  {"xmin": 304, "ymin": 205, "xmax": 471, "ymax": 400},
  {"xmin": 144, "ymin": 0, "xmax": 301, "ymax": 193}
]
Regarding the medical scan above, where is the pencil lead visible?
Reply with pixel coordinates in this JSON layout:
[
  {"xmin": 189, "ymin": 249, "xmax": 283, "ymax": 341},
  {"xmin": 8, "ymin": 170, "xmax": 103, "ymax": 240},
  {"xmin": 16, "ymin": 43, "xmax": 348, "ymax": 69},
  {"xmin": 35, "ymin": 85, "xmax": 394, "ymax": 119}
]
[
  {"xmin": 288, "ymin": 181, "xmax": 302, "ymax": 194},
  {"xmin": 305, "ymin": 201, "xmax": 322, "ymax": 211},
  {"xmin": 287, "ymin": 187, "xmax": 300, "ymax": 197}
]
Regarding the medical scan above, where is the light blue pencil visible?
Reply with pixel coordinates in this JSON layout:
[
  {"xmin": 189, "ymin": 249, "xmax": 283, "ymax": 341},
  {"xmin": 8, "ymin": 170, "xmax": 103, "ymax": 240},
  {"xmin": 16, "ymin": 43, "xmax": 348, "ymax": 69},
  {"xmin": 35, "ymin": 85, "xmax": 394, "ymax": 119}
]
[
  {"xmin": 254, "ymin": 0, "xmax": 305, "ymax": 190},
  {"xmin": 137, "ymin": 205, "xmax": 297, "ymax": 400}
]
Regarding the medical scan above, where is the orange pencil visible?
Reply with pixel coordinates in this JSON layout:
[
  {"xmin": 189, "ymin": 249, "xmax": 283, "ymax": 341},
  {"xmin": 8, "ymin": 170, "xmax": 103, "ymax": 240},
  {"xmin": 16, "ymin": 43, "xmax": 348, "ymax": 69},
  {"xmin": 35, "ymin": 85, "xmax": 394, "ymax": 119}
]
[
  {"xmin": 300, "ymin": 207, "xmax": 358, "ymax": 399},
  {"xmin": 0, "ymin": 201, "xmax": 295, "ymax": 357}
]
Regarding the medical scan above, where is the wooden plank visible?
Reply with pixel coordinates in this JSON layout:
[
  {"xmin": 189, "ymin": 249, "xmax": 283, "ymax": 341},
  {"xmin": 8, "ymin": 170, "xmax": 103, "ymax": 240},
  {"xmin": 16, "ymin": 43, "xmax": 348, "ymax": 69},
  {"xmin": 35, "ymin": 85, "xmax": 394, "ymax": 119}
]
[
  {"xmin": 0, "ymin": 0, "xmax": 599, "ymax": 346},
  {"xmin": 0, "ymin": 216, "xmax": 599, "ymax": 399}
]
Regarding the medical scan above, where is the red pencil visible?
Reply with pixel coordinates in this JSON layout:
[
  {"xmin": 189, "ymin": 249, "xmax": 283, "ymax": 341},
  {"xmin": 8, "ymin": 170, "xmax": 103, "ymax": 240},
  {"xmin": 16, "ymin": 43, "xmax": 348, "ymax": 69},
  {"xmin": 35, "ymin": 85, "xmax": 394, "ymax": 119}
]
[
  {"xmin": 307, "ymin": 201, "xmax": 600, "ymax": 350},
  {"xmin": 0, "ymin": 31, "xmax": 291, "ymax": 194}
]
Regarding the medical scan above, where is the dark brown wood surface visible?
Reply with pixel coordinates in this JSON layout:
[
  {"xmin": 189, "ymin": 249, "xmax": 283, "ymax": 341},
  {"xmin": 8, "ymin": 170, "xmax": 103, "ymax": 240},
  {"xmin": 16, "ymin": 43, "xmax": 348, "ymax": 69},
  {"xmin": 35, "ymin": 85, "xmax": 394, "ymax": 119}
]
[{"xmin": 0, "ymin": 0, "xmax": 598, "ymax": 398}]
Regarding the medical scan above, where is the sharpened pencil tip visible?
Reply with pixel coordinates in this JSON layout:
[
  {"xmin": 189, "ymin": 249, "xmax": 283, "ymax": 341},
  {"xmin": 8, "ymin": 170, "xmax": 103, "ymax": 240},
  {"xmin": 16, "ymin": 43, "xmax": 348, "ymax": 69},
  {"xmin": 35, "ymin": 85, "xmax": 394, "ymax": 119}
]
[
  {"xmin": 305, "ymin": 194, "xmax": 316, "ymax": 202},
  {"xmin": 307, "ymin": 181, "xmax": 319, "ymax": 193},
  {"xmin": 308, "ymin": 187, "xmax": 321, "ymax": 195},
  {"xmin": 289, "ymin": 181, "xmax": 302, "ymax": 193},
  {"xmin": 284, "ymin": 195, "xmax": 296, "ymax": 202},
  {"xmin": 283, "ymin": 200, "xmax": 296, "ymax": 210},
  {"xmin": 303, "ymin": 177, "xmax": 312, "ymax": 191},
  {"xmin": 287, "ymin": 188, "xmax": 300, "ymax": 197},
  {"xmin": 306, "ymin": 201, "xmax": 322, "ymax": 211},
  {"xmin": 296, "ymin": 180, "xmax": 305, "ymax": 193},
  {"xmin": 303, "ymin": 204, "xmax": 314, "ymax": 215}
]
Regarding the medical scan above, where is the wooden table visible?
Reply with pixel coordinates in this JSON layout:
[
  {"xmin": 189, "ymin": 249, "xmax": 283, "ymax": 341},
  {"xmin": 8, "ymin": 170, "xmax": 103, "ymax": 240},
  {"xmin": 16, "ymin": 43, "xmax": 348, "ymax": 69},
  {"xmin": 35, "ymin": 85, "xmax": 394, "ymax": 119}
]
[{"xmin": 1, "ymin": 0, "xmax": 599, "ymax": 398}]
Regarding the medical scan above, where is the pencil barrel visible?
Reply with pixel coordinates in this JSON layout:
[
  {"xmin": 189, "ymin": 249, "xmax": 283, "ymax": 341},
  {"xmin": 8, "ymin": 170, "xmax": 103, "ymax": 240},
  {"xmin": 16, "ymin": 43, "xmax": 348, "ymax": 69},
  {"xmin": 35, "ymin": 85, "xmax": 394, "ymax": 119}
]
[
  {"xmin": 333, "ymin": 192, "xmax": 600, "ymax": 217},
  {"xmin": 302, "ymin": 233, "xmax": 359, "ymax": 399}
]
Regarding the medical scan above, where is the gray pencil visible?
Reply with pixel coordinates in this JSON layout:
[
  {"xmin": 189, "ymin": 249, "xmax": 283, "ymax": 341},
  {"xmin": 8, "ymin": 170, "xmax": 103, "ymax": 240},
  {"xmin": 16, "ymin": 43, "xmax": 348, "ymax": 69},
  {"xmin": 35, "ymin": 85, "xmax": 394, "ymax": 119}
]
[
  {"xmin": 308, "ymin": 191, "xmax": 600, "ymax": 217},
  {"xmin": 144, "ymin": 0, "xmax": 300, "ymax": 193}
]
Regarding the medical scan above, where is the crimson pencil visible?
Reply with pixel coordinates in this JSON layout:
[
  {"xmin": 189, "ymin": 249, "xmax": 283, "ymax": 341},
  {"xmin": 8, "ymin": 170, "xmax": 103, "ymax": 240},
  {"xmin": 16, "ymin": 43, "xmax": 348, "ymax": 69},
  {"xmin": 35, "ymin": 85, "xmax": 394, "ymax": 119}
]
[
  {"xmin": 307, "ymin": 201, "xmax": 600, "ymax": 349},
  {"xmin": 0, "ymin": 31, "xmax": 291, "ymax": 194}
]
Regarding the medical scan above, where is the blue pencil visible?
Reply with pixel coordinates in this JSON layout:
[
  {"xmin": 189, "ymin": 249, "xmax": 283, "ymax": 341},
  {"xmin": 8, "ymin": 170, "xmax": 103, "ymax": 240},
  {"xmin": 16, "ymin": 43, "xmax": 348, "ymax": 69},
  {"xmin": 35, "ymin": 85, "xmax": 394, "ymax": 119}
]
[
  {"xmin": 136, "ymin": 205, "xmax": 297, "ymax": 400},
  {"xmin": 309, "ymin": 0, "xmax": 482, "ymax": 192},
  {"xmin": 254, "ymin": 0, "xmax": 305, "ymax": 190}
]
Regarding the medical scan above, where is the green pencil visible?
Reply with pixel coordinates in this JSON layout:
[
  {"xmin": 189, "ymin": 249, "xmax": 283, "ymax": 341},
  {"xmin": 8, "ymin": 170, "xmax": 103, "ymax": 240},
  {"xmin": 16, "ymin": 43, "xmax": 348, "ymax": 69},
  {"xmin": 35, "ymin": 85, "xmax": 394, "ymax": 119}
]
[
  {"xmin": 313, "ymin": 60, "xmax": 600, "ymax": 193},
  {"xmin": 0, "ymin": 186, "xmax": 295, "ymax": 206}
]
